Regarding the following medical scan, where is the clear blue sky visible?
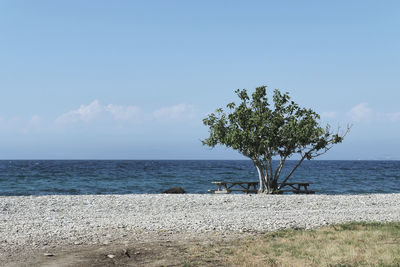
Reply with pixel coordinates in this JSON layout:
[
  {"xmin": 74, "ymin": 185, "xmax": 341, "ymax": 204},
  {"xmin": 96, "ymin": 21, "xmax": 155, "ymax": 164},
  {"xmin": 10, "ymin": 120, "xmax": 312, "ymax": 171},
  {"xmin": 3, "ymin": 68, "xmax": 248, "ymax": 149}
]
[{"xmin": 1, "ymin": 0, "xmax": 399, "ymax": 159}]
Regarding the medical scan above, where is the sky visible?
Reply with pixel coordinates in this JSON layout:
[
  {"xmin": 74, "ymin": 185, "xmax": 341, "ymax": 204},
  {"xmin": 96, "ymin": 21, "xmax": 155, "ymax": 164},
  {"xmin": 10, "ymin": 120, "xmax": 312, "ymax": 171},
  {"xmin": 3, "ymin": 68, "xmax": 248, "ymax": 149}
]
[{"xmin": 0, "ymin": 0, "xmax": 399, "ymax": 160}]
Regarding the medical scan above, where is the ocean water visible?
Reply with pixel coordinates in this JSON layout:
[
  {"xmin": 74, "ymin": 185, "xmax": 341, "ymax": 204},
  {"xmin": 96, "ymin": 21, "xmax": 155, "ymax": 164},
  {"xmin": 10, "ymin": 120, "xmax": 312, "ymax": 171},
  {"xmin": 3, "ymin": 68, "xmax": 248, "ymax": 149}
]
[{"xmin": 0, "ymin": 160, "xmax": 399, "ymax": 196}]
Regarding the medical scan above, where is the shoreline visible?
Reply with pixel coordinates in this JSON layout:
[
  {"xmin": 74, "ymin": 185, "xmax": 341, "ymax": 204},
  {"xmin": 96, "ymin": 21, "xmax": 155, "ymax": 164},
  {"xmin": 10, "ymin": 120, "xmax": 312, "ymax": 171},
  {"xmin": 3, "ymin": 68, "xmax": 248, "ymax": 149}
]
[{"xmin": 1, "ymin": 193, "xmax": 400, "ymax": 265}]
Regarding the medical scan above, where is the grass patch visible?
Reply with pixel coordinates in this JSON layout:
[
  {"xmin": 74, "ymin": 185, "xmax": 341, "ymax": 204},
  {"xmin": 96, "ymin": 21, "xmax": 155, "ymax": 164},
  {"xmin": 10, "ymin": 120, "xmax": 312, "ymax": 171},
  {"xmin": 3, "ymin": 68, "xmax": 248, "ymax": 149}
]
[{"xmin": 183, "ymin": 222, "xmax": 400, "ymax": 266}]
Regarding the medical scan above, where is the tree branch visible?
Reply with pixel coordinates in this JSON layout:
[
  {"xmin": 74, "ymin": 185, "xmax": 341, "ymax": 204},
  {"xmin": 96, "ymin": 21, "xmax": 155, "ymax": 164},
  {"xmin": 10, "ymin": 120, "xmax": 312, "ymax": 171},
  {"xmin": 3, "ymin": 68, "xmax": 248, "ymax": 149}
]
[
  {"xmin": 279, "ymin": 154, "xmax": 307, "ymax": 189},
  {"xmin": 273, "ymin": 155, "xmax": 287, "ymax": 181}
]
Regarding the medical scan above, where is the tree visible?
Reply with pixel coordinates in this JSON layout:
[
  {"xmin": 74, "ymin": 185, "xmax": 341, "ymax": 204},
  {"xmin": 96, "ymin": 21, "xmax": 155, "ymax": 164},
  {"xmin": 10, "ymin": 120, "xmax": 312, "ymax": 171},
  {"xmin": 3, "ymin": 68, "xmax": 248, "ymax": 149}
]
[{"xmin": 202, "ymin": 86, "xmax": 350, "ymax": 193}]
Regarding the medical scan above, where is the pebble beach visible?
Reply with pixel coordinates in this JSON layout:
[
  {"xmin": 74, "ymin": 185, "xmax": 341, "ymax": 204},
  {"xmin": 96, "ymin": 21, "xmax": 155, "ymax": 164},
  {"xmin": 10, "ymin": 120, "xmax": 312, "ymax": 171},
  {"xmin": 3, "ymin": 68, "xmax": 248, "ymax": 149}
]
[{"xmin": 1, "ymin": 193, "xmax": 400, "ymax": 265}]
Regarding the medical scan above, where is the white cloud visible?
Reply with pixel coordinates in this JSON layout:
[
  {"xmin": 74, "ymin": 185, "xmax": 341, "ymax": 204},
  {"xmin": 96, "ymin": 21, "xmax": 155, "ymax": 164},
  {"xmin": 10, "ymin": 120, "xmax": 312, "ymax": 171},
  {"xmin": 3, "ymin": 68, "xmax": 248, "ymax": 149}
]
[
  {"xmin": 152, "ymin": 104, "xmax": 195, "ymax": 121},
  {"xmin": 29, "ymin": 115, "xmax": 42, "ymax": 125},
  {"xmin": 321, "ymin": 112, "xmax": 337, "ymax": 119},
  {"xmin": 346, "ymin": 103, "xmax": 400, "ymax": 123},
  {"xmin": 2, "ymin": 101, "xmax": 197, "ymax": 134},
  {"xmin": 105, "ymin": 104, "xmax": 140, "ymax": 121},
  {"xmin": 0, "ymin": 117, "xmax": 5, "ymax": 130},
  {"xmin": 28, "ymin": 115, "xmax": 42, "ymax": 129},
  {"xmin": 20, "ymin": 115, "xmax": 44, "ymax": 133},
  {"xmin": 383, "ymin": 112, "xmax": 400, "ymax": 122},
  {"xmin": 56, "ymin": 100, "xmax": 103, "ymax": 123},
  {"xmin": 348, "ymin": 102, "xmax": 372, "ymax": 121},
  {"xmin": 0, "ymin": 116, "xmax": 21, "ymax": 131},
  {"xmin": 55, "ymin": 100, "xmax": 195, "ymax": 125}
]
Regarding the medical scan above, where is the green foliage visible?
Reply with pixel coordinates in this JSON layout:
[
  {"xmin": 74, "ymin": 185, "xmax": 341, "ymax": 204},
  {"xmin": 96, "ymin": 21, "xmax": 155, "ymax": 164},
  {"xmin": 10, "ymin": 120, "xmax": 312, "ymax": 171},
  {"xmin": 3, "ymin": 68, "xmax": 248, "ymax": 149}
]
[{"xmin": 202, "ymin": 86, "xmax": 349, "ymax": 193}]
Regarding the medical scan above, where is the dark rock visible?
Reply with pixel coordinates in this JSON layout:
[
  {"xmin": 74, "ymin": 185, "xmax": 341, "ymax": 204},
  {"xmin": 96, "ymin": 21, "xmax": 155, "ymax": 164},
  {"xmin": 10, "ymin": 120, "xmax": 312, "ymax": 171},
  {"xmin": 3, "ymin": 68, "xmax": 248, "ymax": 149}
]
[
  {"xmin": 123, "ymin": 248, "xmax": 130, "ymax": 258},
  {"xmin": 162, "ymin": 187, "xmax": 185, "ymax": 194}
]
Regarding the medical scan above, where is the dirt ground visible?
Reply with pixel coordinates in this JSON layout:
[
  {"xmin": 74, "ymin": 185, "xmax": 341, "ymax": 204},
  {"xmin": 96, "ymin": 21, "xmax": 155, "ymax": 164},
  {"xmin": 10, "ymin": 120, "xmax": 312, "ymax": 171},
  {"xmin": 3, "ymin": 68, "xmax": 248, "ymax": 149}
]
[{"xmin": 2, "ymin": 235, "xmax": 234, "ymax": 267}]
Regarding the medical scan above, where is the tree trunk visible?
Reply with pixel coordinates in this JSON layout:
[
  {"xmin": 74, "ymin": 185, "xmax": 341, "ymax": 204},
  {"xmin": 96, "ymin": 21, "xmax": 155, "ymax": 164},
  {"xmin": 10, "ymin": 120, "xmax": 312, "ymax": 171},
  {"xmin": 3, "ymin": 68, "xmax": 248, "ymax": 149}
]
[
  {"xmin": 270, "ymin": 179, "xmax": 278, "ymax": 192},
  {"xmin": 255, "ymin": 164, "xmax": 265, "ymax": 193},
  {"xmin": 254, "ymin": 159, "xmax": 281, "ymax": 194}
]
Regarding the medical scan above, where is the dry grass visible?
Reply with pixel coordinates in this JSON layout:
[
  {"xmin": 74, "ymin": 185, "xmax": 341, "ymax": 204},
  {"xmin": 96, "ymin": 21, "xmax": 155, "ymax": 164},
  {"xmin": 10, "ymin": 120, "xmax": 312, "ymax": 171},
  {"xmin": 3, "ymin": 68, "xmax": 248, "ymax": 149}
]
[{"xmin": 183, "ymin": 222, "xmax": 400, "ymax": 267}]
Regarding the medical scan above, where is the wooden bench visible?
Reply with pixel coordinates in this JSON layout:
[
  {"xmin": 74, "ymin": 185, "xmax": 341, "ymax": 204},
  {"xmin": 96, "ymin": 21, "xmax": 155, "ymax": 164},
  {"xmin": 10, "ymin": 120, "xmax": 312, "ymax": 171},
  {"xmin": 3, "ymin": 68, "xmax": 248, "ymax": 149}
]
[
  {"xmin": 208, "ymin": 181, "xmax": 259, "ymax": 194},
  {"xmin": 208, "ymin": 181, "xmax": 315, "ymax": 194},
  {"xmin": 278, "ymin": 182, "xmax": 315, "ymax": 194}
]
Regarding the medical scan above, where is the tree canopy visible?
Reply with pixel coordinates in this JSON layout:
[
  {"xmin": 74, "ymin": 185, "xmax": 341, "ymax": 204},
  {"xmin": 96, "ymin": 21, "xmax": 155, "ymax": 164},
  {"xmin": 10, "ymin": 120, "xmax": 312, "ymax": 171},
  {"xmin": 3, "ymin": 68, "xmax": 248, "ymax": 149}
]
[{"xmin": 202, "ymin": 86, "xmax": 350, "ymax": 193}]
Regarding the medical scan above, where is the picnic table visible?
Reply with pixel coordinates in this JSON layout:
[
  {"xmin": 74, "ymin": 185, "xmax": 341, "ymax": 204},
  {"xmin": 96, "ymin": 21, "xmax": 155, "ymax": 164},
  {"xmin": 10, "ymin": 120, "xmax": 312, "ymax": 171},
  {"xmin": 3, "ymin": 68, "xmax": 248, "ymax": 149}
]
[
  {"xmin": 208, "ymin": 181, "xmax": 259, "ymax": 194},
  {"xmin": 208, "ymin": 181, "xmax": 315, "ymax": 194},
  {"xmin": 279, "ymin": 182, "xmax": 315, "ymax": 194}
]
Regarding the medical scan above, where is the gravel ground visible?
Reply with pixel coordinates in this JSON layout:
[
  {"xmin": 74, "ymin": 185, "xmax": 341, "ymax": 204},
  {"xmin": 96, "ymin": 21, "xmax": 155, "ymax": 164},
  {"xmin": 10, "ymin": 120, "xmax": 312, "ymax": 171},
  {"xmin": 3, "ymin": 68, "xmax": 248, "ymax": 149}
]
[{"xmin": 1, "ymin": 193, "xmax": 400, "ymax": 264}]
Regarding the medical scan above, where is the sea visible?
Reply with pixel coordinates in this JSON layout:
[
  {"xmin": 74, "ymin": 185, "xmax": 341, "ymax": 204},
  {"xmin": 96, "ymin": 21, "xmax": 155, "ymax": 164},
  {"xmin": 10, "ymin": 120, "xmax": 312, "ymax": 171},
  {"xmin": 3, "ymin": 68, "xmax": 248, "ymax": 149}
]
[{"xmin": 0, "ymin": 160, "xmax": 399, "ymax": 196}]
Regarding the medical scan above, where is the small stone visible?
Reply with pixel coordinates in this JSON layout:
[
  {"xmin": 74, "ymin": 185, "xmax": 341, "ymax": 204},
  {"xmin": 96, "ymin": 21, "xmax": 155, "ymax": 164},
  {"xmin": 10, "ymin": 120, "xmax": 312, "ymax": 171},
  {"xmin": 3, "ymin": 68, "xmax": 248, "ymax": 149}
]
[
  {"xmin": 107, "ymin": 254, "xmax": 115, "ymax": 259},
  {"xmin": 44, "ymin": 253, "xmax": 54, "ymax": 257},
  {"xmin": 123, "ymin": 248, "xmax": 130, "ymax": 258}
]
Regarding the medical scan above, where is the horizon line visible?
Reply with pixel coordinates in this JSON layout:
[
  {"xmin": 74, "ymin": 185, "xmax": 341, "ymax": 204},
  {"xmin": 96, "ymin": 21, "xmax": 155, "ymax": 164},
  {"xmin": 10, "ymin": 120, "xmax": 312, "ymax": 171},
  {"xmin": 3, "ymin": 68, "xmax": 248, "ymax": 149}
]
[{"xmin": 0, "ymin": 159, "xmax": 399, "ymax": 161}]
